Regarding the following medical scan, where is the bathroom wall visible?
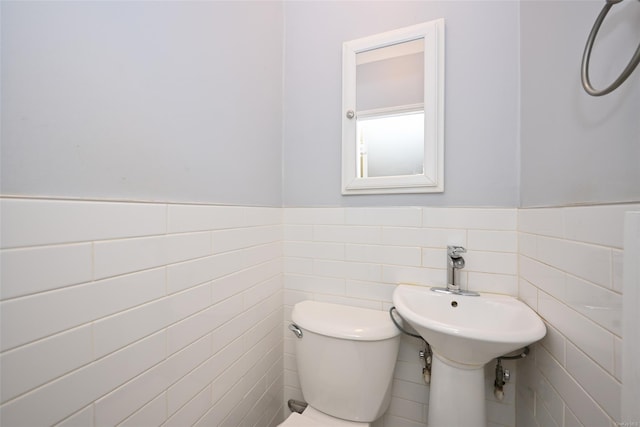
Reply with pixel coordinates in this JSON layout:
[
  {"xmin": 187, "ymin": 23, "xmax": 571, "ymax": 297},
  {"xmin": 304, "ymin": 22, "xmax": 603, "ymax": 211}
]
[
  {"xmin": 517, "ymin": 1, "xmax": 640, "ymax": 426},
  {"xmin": 519, "ymin": 0, "xmax": 640, "ymax": 208},
  {"xmin": 280, "ymin": 3, "xmax": 527, "ymax": 424},
  {"xmin": 516, "ymin": 204, "xmax": 640, "ymax": 426},
  {"xmin": 1, "ymin": 1, "xmax": 283, "ymax": 206},
  {"xmin": 1, "ymin": 1, "xmax": 285, "ymax": 426},
  {"xmin": 282, "ymin": 0, "xmax": 520, "ymax": 207},
  {"xmin": 283, "ymin": 1, "xmax": 637, "ymax": 427},
  {"xmin": 282, "ymin": 206, "xmax": 520, "ymax": 427},
  {"xmin": 0, "ymin": 199, "xmax": 283, "ymax": 426}
]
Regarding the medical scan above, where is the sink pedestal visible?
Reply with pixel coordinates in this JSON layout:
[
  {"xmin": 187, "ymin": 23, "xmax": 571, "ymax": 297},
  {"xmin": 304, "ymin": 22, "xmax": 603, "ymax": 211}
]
[{"xmin": 428, "ymin": 353, "xmax": 486, "ymax": 427}]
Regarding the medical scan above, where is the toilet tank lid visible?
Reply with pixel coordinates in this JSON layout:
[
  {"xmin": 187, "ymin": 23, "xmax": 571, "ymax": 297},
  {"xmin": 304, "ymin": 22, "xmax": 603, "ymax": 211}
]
[{"xmin": 291, "ymin": 301, "xmax": 400, "ymax": 341}]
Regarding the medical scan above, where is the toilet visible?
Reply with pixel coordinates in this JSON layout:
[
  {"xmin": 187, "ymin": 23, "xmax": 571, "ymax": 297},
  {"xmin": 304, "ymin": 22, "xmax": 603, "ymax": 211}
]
[{"xmin": 280, "ymin": 301, "xmax": 401, "ymax": 426}]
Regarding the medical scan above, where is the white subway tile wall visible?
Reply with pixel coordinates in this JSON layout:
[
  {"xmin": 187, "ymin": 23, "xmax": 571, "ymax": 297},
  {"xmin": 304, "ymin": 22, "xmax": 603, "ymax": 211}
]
[
  {"xmin": 283, "ymin": 207, "xmax": 520, "ymax": 427},
  {"xmin": 2, "ymin": 200, "xmax": 636, "ymax": 427},
  {"xmin": 517, "ymin": 204, "xmax": 640, "ymax": 427},
  {"xmin": 0, "ymin": 198, "xmax": 283, "ymax": 427}
]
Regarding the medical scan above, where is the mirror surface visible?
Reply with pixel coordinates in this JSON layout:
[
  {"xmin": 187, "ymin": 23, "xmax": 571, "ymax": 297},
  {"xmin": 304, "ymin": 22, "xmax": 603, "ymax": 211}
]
[
  {"xmin": 342, "ymin": 20, "xmax": 444, "ymax": 194},
  {"xmin": 356, "ymin": 39, "xmax": 425, "ymax": 179}
]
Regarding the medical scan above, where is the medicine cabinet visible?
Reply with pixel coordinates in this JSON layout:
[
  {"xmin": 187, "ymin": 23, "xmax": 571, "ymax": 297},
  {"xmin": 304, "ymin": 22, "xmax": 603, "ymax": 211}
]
[{"xmin": 342, "ymin": 19, "xmax": 445, "ymax": 194}]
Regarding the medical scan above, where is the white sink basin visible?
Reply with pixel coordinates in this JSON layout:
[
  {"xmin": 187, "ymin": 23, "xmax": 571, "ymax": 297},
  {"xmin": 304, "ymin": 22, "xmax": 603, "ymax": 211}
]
[{"xmin": 393, "ymin": 284, "xmax": 546, "ymax": 366}]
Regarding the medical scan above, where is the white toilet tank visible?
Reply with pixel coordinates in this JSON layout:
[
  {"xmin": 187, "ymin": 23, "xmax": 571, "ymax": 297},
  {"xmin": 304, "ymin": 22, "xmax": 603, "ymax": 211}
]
[{"xmin": 291, "ymin": 301, "xmax": 401, "ymax": 423}]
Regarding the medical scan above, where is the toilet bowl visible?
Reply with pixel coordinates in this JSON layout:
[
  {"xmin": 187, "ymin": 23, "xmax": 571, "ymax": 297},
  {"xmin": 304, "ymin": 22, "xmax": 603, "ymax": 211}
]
[{"xmin": 279, "ymin": 301, "xmax": 401, "ymax": 427}]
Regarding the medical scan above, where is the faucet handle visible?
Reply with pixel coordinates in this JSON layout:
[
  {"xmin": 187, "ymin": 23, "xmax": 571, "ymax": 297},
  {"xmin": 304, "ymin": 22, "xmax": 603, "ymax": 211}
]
[{"xmin": 447, "ymin": 245, "xmax": 466, "ymax": 257}]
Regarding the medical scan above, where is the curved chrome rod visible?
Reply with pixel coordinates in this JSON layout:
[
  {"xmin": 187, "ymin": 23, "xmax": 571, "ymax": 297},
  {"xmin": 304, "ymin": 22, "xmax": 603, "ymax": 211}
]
[{"xmin": 581, "ymin": 0, "xmax": 640, "ymax": 96}]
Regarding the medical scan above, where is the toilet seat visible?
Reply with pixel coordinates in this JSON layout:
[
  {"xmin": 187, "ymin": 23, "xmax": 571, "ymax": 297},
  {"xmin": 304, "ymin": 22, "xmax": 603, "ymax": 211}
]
[{"xmin": 278, "ymin": 407, "xmax": 371, "ymax": 427}]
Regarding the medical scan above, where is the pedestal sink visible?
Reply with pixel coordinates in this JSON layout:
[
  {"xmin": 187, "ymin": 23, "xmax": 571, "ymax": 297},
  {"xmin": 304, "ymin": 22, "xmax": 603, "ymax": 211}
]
[{"xmin": 392, "ymin": 284, "xmax": 546, "ymax": 427}]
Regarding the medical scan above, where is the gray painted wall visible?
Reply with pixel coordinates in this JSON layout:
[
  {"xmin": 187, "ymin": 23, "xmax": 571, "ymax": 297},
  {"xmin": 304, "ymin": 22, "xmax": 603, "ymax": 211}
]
[
  {"xmin": 1, "ymin": 1, "xmax": 284, "ymax": 206},
  {"xmin": 282, "ymin": 1, "xmax": 521, "ymax": 207},
  {"xmin": 519, "ymin": 1, "xmax": 640, "ymax": 207},
  {"xmin": 3, "ymin": 1, "xmax": 637, "ymax": 208}
]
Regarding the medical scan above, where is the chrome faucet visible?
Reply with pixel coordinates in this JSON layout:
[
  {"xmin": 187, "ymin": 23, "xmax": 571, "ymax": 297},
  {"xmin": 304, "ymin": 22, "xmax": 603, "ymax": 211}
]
[
  {"xmin": 447, "ymin": 246, "xmax": 466, "ymax": 292},
  {"xmin": 431, "ymin": 245, "xmax": 479, "ymax": 296}
]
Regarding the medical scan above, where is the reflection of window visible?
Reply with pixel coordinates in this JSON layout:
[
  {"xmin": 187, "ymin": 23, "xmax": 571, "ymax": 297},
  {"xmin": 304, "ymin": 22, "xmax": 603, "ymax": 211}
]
[{"xmin": 356, "ymin": 109, "xmax": 424, "ymax": 178}]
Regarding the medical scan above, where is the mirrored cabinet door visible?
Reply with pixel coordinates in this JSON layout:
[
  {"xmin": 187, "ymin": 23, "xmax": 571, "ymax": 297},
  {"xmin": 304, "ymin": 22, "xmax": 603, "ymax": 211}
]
[{"xmin": 342, "ymin": 19, "xmax": 445, "ymax": 195}]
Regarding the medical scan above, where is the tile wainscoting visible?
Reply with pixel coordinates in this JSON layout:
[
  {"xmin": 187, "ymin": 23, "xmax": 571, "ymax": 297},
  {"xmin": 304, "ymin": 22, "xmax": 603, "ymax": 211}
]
[
  {"xmin": 283, "ymin": 207, "xmax": 520, "ymax": 427},
  {"xmin": 2, "ymin": 199, "xmax": 638, "ymax": 427},
  {"xmin": 0, "ymin": 198, "xmax": 283, "ymax": 427},
  {"xmin": 517, "ymin": 204, "xmax": 640, "ymax": 427}
]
